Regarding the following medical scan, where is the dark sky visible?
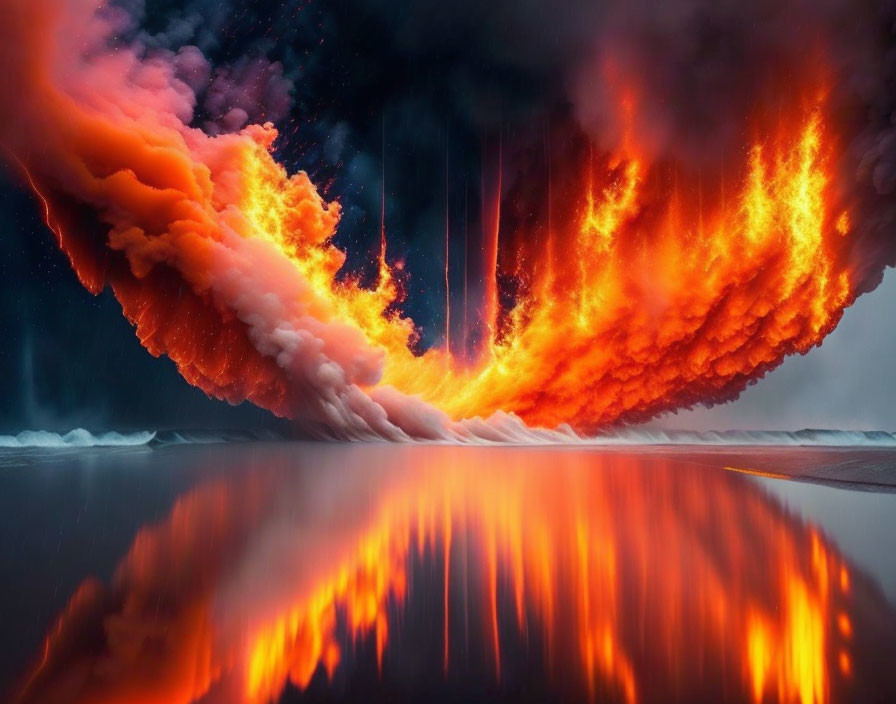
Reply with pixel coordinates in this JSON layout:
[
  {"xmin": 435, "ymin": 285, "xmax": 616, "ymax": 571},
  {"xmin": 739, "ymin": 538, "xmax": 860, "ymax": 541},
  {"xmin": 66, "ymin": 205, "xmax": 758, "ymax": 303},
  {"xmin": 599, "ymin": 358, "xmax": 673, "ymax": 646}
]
[{"xmin": 2, "ymin": 0, "xmax": 896, "ymax": 433}]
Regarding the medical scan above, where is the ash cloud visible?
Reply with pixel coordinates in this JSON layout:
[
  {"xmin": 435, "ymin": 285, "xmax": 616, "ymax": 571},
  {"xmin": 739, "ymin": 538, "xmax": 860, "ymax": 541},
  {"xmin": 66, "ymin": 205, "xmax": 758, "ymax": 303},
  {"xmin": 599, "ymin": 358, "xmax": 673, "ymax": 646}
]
[{"xmin": 124, "ymin": 0, "xmax": 896, "ymax": 296}]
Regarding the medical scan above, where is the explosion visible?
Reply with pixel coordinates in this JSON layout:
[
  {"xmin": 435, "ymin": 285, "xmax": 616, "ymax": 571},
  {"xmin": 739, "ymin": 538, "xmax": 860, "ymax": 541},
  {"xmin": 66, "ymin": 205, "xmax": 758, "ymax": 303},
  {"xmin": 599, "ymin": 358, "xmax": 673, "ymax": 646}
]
[{"xmin": 1, "ymin": 0, "xmax": 895, "ymax": 438}]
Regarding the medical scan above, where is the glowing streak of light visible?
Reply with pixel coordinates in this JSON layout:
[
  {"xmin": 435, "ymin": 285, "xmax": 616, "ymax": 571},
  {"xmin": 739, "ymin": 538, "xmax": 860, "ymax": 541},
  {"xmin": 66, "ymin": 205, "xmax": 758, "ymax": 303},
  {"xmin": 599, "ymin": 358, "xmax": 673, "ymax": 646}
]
[
  {"xmin": 445, "ymin": 128, "xmax": 451, "ymax": 359},
  {"xmin": 481, "ymin": 131, "xmax": 502, "ymax": 356}
]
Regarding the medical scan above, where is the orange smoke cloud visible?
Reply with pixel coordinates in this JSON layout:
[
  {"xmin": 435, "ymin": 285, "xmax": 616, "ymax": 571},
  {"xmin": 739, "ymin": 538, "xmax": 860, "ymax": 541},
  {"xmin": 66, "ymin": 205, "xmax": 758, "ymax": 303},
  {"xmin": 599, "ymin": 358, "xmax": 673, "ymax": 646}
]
[
  {"xmin": 0, "ymin": 0, "xmax": 878, "ymax": 438},
  {"xmin": 13, "ymin": 447, "xmax": 896, "ymax": 703}
]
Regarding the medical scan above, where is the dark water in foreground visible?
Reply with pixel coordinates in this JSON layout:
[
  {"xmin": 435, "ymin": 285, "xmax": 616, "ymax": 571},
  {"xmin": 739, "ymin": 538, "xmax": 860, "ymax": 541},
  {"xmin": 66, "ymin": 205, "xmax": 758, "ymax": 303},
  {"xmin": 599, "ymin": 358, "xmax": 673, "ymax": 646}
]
[{"xmin": 1, "ymin": 443, "xmax": 895, "ymax": 704}]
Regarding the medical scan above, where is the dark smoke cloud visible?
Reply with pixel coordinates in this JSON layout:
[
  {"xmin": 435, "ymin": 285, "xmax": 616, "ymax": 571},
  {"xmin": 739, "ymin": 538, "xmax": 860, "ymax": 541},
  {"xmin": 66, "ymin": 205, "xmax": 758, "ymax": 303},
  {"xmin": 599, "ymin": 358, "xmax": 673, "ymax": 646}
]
[
  {"xmin": 847, "ymin": 0, "xmax": 896, "ymax": 294},
  {"xmin": 201, "ymin": 57, "xmax": 293, "ymax": 134},
  {"xmin": 572, "ymin": 1, "xmax": 857, "ymax": 157},
  {"xmin": 119, "ymin": 0, "xmax": 896, "ymax": 294}
]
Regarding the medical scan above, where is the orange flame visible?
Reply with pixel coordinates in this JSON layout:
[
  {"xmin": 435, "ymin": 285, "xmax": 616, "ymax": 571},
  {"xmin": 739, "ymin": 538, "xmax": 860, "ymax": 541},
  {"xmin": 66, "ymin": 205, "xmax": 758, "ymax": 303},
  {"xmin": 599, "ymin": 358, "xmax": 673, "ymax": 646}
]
[
  {"xmin": 372, "ymin": 103, "xmax": 851, "ymax": 429},
  {"xmin": 212, "ymin": 91, "xmax": 852, "ymax": 432},
  {"xmin": 197, "ymin": 94, "xmax": 853, "ymax": 433},
  {"xmin": 0, "ymin": 0, "xmax": 863, "ymax": 434}
]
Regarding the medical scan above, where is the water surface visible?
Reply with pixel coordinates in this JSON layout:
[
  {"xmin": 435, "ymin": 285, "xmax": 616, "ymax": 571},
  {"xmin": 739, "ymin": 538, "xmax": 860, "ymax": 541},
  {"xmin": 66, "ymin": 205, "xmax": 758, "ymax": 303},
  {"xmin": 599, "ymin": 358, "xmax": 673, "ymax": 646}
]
[{"xmin": 1, "ymin": 443, "xmax": 894, "ymax": 703}]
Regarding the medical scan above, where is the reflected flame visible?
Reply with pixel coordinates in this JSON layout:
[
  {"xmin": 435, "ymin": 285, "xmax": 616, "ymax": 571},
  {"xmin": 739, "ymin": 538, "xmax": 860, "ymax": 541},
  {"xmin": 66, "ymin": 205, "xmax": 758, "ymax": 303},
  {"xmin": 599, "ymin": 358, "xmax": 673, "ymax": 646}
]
[
  {"xmin": 18, "ymin": 450, "xmax": 896, "ymax": 704},
  {"xmin": 20, "ymin": 450, "xmax": 879, "ymax": 704},
  {"xmin": 242, "ymin": 458, "xmax": 859, "ymax": 704}
]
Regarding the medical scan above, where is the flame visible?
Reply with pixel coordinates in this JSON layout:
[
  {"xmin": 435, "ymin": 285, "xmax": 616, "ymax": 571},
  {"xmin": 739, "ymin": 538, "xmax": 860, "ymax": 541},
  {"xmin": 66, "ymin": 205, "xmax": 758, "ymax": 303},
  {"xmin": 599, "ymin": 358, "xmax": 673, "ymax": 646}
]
[
  {"xmin": 0, "ymin": 0, "xmax": 866, "ymax": 435},
  {"xmin": 212, "ymin": 94, "xmax": 852, "ymax": 433},
  {"xmin": 377, "ymin": 104, "xmax": 851, "ymax": 428}
]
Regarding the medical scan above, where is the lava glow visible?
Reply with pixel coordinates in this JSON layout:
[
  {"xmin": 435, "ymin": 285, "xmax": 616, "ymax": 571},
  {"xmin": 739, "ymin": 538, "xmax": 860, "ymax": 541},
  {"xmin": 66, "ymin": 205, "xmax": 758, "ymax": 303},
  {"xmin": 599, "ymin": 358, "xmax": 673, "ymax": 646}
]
[
  {"xmin": 0, "ymin": 0, "xmax": 870, "ymax": 439},
  {"xmin": 17, "ymin": 448, "xmax": 892, "ymax": 704}
]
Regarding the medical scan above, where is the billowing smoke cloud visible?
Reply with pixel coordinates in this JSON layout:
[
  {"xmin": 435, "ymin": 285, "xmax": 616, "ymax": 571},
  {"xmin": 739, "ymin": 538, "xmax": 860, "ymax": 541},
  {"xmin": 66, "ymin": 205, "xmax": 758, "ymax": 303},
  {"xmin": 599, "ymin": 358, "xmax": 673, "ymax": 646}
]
[
  {"xmin": 2, "ymin": 0, "xmax": 896, "ymax": 438},
  {"xmin": 0, "ymin": 0, "xmax": 441, "ymax": 440},
  {"xmin": 201, "ymin": 57, "xmax": 292, "ymax": 135}
]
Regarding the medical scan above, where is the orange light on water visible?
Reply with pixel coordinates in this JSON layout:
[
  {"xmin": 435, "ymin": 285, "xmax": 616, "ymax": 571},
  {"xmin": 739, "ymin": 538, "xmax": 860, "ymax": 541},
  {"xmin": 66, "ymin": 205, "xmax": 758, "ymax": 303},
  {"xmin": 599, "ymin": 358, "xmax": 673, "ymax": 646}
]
[
  {"xmin": 839, "ymin": 651, "xmax": 852, "ymax": 676},
  {"xmin": 18, "ymin": 450, "xmax": 894, "ymax": 704},
  {"xmin": 839, "ymin": 566, "xmax": 850, "ymax": 593},
  {"xmin": 838, "ymin": 613, "xmax": 852, "ymax": 639},
  {"xmin": 238, "ymin": 456, "xmax": 855, "ymax": 704}
]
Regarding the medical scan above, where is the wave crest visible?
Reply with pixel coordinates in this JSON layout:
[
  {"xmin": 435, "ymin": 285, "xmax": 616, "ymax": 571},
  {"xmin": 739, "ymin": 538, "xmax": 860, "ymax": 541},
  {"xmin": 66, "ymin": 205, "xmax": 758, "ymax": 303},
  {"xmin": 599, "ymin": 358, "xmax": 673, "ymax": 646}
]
[{"xmin": 0, "ymin": 429, "xmax": 156, "ymax": 449}]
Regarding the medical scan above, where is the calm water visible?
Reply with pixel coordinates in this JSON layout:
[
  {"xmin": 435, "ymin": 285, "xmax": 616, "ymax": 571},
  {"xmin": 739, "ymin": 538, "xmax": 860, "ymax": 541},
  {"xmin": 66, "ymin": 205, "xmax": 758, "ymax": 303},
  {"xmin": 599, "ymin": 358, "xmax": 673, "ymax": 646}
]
[{"xmin": 1, "ymin": 443, "xmax": 895, "ymax": 703}]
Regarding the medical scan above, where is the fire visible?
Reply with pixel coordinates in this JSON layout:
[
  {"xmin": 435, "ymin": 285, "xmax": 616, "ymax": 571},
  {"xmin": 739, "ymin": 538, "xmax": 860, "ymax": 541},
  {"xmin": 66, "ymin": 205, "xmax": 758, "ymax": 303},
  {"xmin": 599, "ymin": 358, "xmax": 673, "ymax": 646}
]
[
  {"xmin": 377, "ymin": 104, "xmax": 851, "ymax": 428},
  {"xmin": 238, "ymin": 131, "xmax": 415, "ymax": 361},
  {"xmin": 222, "ymin": 96, "xmax": 851, "ymax": 433},
  {"xmin": 0, "ymin": 0, "xmax": 864, "ymax": 436},
  {"xmin": 244, "ymin": 501, "xmax": 409, "ymax": 701},
  {"xmin": 18, "ymin": 449, "xmax": 878, "ymax": 704}
]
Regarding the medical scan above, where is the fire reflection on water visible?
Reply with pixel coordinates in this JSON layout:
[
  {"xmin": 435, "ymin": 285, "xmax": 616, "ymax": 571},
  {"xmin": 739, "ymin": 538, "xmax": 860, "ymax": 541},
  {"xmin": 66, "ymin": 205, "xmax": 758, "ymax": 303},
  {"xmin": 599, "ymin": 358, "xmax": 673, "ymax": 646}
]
[{"xmin": 15, "ymin": 447, "xmax": 896, "ymax": 704}]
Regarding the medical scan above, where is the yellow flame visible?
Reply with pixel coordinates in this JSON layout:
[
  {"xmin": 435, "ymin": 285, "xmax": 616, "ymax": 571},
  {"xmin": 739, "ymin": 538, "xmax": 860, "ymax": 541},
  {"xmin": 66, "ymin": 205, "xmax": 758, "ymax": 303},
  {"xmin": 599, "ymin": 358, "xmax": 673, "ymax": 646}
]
[{"xmin": 232, "ymin": 98, "xmax": 852, "ymax": 431}]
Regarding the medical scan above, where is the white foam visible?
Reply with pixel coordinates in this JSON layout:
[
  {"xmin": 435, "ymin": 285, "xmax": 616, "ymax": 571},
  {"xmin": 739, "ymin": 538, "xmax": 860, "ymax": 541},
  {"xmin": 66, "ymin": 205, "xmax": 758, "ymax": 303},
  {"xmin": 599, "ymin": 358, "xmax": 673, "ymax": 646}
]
[
  {"xmin": 583, "ymin": 428, "xmax": 896, "ymax": 447},
  {"xmin": 0, "ymin": 429, "xmax": 156, "ymax": 449},
  {"xmin": 1, "ymin": 425, "xmax": 892, "ymax": 449},
  {"xmin": 443, "ymin": 415, "xmax": 896, "ymax": 446}
]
